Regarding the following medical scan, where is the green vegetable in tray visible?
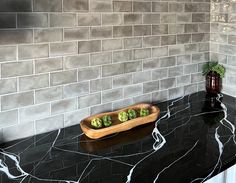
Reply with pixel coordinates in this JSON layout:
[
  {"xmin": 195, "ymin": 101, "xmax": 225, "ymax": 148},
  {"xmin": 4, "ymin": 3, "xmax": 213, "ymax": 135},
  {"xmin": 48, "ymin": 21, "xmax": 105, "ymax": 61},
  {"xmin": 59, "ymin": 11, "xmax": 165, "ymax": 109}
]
[
  {"xmin": 102, "ymin": 115, "xmax": 112, "ymax": 127},
  {"xmin": 140, "ymin": 108, "xmax": 150, "ymax": 117},
  {"xmin": 118, "ymin": 111, "xmax": 129, "ymax": 122},
  {"xmin": 91, "ymin": 118, "xmax": 103, "ymax": 128},
  {"xmin": 103, "ymin": 120, "xmax": 112, "ymax": 127},
  {"xmin": 128, "ymin": 109, "xmax": 137, "ymax": 120}
]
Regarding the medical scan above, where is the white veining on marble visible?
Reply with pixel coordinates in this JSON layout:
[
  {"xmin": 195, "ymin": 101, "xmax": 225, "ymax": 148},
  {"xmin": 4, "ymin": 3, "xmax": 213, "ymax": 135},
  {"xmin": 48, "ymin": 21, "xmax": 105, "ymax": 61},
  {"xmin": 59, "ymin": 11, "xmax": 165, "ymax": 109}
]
[
  {"xmin": 164, "ymin": 110, "xmax": 223, "ymax": 138},
  {"xmin": 216, "ymin": 134, "xmax": 233, "ymax": 175},
  {"xmin": 126, "ymin": 150, "xmax": 157, "ymax": 183},
  {"xmin": 54, "ymin": 146, "xmax": 134, "ymax": 167},
  {"xmin": 190, "ymin": 126, "xmax": 224, "ymax": 183},
  {"xmin": 59, "ymin": 132, "xmax": 119, "ymax": 147},
  {"xmin": 0, "ymin": 151, "xmax": 28, "ymax": 180},
  {"xmin": 76, "ymin": 157, "xmax": 112, "ymax": 182},
  {"xmin": 153, "ymin": 140, "xmax": 199, "ymax": 183},
  {"xmin": 0, "ymin": 129, "xmax": 64, "ymax": 183},
  {"xmin": 71, "ymin": 132, "xmax": 84, "ymax": 140},
  {"xmin": 196, "ymin": 127, "xmax": 224, "ymax": 183},
  {"xmin": 3, "ymin": 136, "xmax": 33, "ymax": 150},
  {"xmin": 30, "ymin": 129, "xmax": 61, "ymax": 174},
  {"xmin": 126, "ymin": 96, "xmax": 187, "ymax": 183},
  {"xmin": 190, "ymin": 94, "xmax": 235, "ymax": 183},
  {"xmin": 0, "ymin": 93, "xmax": 235, "ymax": 183},
  {"xmin": 152, "ymin": 93, "xmax": 234, "ymax": 183},
  {"xmin": 18, "ymin": 130, "xmax": 55, "ymax": 156},
  {"xmin": 51, "ymin": 145, "xmax": 142, "ymax": 182},
  {"xmin": 217, "ymin": 94, "xmax": 236, "ymax": 144},
  {"xmin": 80, "ymin": 166, "xmax": 96, "ymax": 182}
]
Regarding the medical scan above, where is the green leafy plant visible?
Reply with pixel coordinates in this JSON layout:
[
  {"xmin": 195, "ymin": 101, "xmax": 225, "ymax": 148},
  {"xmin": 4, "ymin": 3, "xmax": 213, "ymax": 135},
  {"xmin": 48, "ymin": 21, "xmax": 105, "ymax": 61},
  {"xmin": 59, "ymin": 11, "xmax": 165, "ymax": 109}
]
[{"xmin": 202, "ymin": 62, "xmax": 225, "ymax": 78}]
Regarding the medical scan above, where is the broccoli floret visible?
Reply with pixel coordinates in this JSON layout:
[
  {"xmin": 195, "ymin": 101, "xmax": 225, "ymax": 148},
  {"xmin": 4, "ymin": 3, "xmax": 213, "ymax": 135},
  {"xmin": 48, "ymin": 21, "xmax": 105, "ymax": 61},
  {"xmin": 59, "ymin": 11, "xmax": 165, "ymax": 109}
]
[
  {"xmin": 91, "ymin": 118, "xmax": 103, "ymax": 128},
  {"xmin": 102, "ymin": 115, "xmax": 112, "ymax": 127},
  {"xmin": 140, "ymin": 108, "xmax": 150, "ymax": 117},
  {"xmin": 118, "ymin": 111, "xmax": 129, "ymax": 122},
  {"xmin": 128, "ymin": 109, "xmax": 137, "ymax": 120}
]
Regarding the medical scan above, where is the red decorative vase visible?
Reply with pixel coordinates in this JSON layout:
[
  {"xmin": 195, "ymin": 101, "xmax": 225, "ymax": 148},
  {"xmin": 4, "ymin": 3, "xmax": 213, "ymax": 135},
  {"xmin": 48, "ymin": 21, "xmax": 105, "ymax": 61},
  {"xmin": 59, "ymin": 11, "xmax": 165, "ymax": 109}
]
[{"xmin": 206, "ymin": 71, "xmax": 222, "ymax": 95}]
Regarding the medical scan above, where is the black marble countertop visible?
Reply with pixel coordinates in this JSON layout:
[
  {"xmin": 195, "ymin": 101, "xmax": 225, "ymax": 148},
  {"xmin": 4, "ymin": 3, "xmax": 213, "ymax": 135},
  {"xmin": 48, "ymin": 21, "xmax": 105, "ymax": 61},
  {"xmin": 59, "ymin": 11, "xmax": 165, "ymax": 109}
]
[{"xmin": 0, "ymin": 91, "xmax": 236, "ymax": 183}]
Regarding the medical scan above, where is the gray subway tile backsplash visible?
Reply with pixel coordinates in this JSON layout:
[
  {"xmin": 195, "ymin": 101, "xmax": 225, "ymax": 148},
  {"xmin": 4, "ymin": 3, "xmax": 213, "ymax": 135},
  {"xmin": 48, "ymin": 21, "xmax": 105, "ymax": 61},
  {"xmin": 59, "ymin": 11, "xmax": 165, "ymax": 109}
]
[
  {"xmin": 35, "ymin": 115, "xmax": 64, "ymax": 134},
  {"xmin": 78, "ymin": 92, "xmax": 101, "ymax": 108},
  {"xmin": 19, "ymin": 103, "xmax": 50, "ymax": 123},
  {"xmin": 51, "ymin": 98, "xmax": 77, "ymax": 115},
  {"xmin": 211, "ymin": 0, "xmax": 236, "ymax": 97},
  {"xmin": 35, "ymin": 57, "xmax": 63, "ymax": 73},
  {"xmin": 63, "ymin": 82, "xmax": 89, "ymax": 98},
  {"xmin": 0, "ymin": 14, "xmax": 16, "ymax": 28},
  {"xmin": 1, "ymin": 91, "xmax": 34, "ymax": 111},
  {"xmin": 102, "ymin": 88, "xmax": 123, "ymax": 103},
  {"xmin": 0, "ymin": 0, "xmax": 212, "ymax": 141},
  {"xmin": 63, "ymin": 0, "xmax": 88, "ymax": 12},
  {"xmin": 50, "ymin": 70, "xmax": 77, "ymax": 86},
  {"xmin": 0, "ymin": 110, "xmax": 18, "ymax": 128},
  {"xmin": 17, "ymin": 13, "xmax": 48, "ymax": 28},
  {"xmin": 18, "ymin": 44, "xmax": 49, "ymax": 60},
  {"xmin": 0, "ymin": 46, "xmax": 16, "ymax": 61},
  {"xmin": 19, "ymin": 73, "xmax": 49, "ymax": 91},
  {"xmin": 113, "ymin": 1, "xmax": 132, "ymax": 12},
  {"xmin": 0, "ymin": 78, "xmax": 17, "ymax": 95},
  {"xmin": 33, "ymin": 0, "xmax": 62, "ymax": 12},
  {"xmin": 0, "ymin": 29, "xmax": 33, "ymax": 45},
  {"xmin": 35, "ymin": 86, "xmax": 63, "ymax": 104}
]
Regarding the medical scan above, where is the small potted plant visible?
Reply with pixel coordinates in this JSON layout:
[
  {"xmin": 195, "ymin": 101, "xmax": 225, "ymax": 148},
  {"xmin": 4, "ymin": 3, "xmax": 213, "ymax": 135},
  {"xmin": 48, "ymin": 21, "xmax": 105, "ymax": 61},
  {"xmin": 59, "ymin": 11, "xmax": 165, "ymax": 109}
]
[{"xmin": 202, "ymin": 62, "xmax": 225, "ymax": 95}]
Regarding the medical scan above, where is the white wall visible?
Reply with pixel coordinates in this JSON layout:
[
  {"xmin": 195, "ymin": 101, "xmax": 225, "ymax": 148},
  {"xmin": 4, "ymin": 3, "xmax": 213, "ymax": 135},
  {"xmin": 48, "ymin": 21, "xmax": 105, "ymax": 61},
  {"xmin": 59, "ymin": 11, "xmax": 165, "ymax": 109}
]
[{"xmin": 206, "ymin": 164, "xmax": 236, "ymax": 183}]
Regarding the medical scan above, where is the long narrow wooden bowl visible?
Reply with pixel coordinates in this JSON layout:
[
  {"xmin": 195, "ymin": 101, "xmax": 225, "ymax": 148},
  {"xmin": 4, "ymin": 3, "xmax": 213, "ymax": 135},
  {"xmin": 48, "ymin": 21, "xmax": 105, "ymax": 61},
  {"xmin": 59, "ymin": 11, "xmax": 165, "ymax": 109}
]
[{"xmin": 80, "ymin": 103, "xmax": 160, "ymax": 139}]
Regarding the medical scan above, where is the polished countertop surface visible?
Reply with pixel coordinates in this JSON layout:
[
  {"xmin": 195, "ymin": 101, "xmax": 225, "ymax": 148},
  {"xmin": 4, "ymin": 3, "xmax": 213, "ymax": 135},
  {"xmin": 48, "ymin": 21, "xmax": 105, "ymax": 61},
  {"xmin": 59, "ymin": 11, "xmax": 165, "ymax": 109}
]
[{"xmin": 0, "ymin": 91, "xmax": 236, "ymax": 183}]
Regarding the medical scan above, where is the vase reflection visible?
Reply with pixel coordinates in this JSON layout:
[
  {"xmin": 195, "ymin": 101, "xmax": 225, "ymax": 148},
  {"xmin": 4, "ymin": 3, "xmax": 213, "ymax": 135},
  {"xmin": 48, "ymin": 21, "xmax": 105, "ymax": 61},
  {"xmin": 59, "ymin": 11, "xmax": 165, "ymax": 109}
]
[{"xmin": 202, "ymin": 94, "xmax": 224, "ymax": 127}]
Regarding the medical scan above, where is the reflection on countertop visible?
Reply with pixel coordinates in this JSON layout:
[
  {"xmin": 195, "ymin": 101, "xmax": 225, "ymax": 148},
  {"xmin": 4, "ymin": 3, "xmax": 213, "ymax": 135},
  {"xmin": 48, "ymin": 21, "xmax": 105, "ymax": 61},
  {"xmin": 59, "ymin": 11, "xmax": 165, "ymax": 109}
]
[{"xmin": 0, "ymin": 91, "xmax": 236, "ymax": 183}]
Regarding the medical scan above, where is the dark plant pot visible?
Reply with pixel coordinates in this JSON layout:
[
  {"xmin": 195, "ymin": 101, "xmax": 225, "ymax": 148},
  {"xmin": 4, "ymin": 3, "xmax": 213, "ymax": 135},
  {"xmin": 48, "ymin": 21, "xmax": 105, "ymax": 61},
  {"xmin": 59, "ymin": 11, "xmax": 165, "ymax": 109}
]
[{"xmin": 206, "ymin": 71, "xmax": 222, "ymax": 95}]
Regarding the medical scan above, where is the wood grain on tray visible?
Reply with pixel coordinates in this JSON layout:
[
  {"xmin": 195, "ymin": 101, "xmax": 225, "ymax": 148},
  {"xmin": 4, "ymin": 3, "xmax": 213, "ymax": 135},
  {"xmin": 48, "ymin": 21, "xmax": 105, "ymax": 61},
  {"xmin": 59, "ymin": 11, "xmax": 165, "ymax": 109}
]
[{"xmin": 80, "ymin": 103, "xmax": 160, "ymax": 139}]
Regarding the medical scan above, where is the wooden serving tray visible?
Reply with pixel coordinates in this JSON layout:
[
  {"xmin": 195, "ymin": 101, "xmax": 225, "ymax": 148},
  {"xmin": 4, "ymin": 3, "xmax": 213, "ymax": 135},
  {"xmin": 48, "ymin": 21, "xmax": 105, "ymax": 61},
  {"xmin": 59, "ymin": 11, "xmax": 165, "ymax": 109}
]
[{"xmin": 80, "ymin": 103, "xmax": 160, "ymax": 139}]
